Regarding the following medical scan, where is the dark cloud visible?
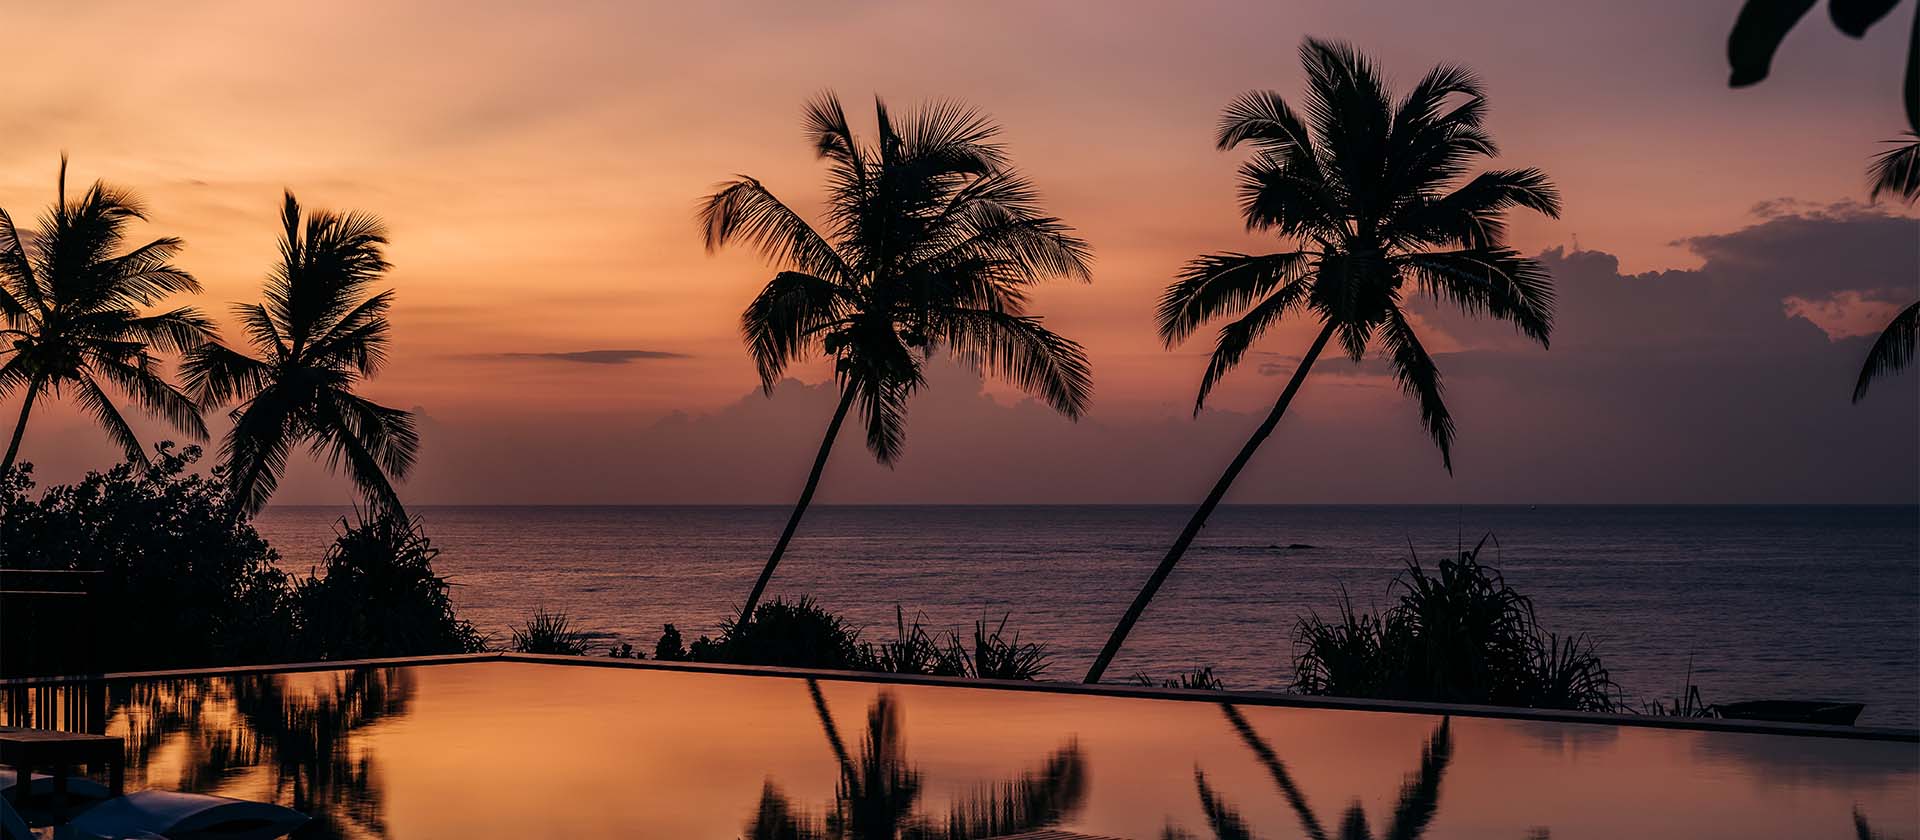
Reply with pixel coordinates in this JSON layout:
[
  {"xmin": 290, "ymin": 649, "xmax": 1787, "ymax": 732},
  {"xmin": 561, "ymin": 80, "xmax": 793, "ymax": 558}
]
[{"xmin": 495, "ymin": 349, "xmax": 689, "ymax": 364}]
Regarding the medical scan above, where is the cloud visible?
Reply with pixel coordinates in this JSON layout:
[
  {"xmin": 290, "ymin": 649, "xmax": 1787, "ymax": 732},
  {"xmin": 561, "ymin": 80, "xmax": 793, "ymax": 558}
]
[{"xmin": 494, "ymin": 349, "xmax": 690, "ymax": 365}]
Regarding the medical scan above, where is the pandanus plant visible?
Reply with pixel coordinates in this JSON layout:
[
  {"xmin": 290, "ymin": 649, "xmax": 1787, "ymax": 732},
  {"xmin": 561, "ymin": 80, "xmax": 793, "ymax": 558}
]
[
  {"xmin": 701, "ymin": 93, "xmax": 1094, "ymax": 623},
  {"xmin": 1086, "ymin": 39, "xmax": 1560, "ymax": 682}
]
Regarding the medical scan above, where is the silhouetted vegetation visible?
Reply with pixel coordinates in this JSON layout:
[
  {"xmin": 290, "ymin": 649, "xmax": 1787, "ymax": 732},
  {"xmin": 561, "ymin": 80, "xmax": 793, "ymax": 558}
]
[
  {"xmin": 183, "ymin": 192, "xmax": 418, "ymax": 522},
  {"xmin": 1087, "ymin": 37, "xmax": 1561, "ymax": 682},
  {"xmin": 0, "ymin": 448, "xmax": 483, "ymax": 676},
  {"xmin": 1291, "ymin": 536, "xmax": 1618, "ymax": 712},
  {"xmin": 509, "ymin": 608, "xmax": 592, "ymax": 655},
  {"xmin": 294, "ymin": 511, "xmax": 485, "ymax": 659},
  {"xmin": 0, "ymin": 156, "xmax": 213, "ymax": 474},
  {"xmin": 1132, "ymin": 666, "xmax": 1225, "ymax": 691},
  {"xmin": 700, "ymin": 92, "xmax": 1095, "ymax": 623},
  {"xmin": 665, "ymin": 599, "xmax": 1052, "ymax": 680}
]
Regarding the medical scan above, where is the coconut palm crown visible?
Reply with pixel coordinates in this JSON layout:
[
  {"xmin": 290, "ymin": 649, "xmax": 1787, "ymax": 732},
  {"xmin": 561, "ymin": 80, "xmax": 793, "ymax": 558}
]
[
  {"xmin": 0, "ymin": 156, "xmax": 212, "ymax": 473},
  {"xmin": 183, "ymin": 192, "xmax": 417, "ymax": 520}
]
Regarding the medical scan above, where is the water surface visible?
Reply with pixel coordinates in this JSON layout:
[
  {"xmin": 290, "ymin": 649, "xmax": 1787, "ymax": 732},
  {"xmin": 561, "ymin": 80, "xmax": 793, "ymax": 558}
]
[{"xmin": 254, "ymin": 505, "xmax": 1920, "ymax": 725}]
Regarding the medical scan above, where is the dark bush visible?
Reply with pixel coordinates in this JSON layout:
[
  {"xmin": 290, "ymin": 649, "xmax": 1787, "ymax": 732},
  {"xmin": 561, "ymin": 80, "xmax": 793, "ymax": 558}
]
[
  {"xmin": 0, "ymin": 446, "xmax": 294, "ymax": 674},
  {"xmin": 864, "ymin": 607, "xmax": 968, "ymax": 676},
  {"xmin": 510, "ymin": 608, "xmax": 592, "ymax": 655},
  {"xmin": 653, "ymin": 624, "xmax": 688, "ymax": 661},
  {"xmin": 293, "ymin": 511, "xmax": 485, "ymax": 659},
  {"xmin": 1, "ymin": 447, "xmax": 486, "ymax": 675},
  {"xmin": 689, "ymin": 596, "xmax": 866, "ymax": 669},
  {"xmin": 1292, "ymin": 535, "xmax": 1618, "ymax": 712}
]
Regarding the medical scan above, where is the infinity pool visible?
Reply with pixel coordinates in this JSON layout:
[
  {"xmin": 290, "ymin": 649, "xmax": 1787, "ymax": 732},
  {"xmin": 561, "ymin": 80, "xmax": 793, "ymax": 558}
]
[{"xmin": 4, "ymin": 658, "xmax": 1915, "ymax": 839}]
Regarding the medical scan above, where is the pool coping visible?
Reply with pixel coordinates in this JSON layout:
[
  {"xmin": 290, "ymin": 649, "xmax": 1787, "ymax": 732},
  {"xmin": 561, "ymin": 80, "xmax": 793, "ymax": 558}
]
[{"xmin": 4, "ymin": 652, "xmax": 1914, "ymax": 743}]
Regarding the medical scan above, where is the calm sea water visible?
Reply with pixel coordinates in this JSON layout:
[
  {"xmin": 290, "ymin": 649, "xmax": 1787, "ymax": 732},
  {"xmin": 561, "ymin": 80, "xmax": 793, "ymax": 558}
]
[{"xmin": 254, "ymin": 505, "xmax": 1920, "ymax": 727}]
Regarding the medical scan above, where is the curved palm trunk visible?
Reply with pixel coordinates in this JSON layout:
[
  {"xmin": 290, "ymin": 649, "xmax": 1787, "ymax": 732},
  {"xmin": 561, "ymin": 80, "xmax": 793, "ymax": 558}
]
[
  {"xmin": 738, "ymin": 383, "xmax": 858, "ymax": 624},
  {"xmin": 1, "ymin": 376, "xmax": 44, "ymax": 475},
  {"xmin": 1083, "ymin": 322, "xmax": 1337, "ymax": 684}
]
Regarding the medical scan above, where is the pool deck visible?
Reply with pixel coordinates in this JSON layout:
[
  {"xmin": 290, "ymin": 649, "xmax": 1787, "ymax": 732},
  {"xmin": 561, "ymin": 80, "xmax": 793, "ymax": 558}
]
[{"xmin": 3, "ymin": 651, "xmax": 1912, "ymax": 743}]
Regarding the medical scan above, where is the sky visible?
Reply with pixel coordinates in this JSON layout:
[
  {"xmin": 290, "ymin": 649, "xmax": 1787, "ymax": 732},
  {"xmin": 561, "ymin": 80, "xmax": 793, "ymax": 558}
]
[{"xmin": 3, "ymin": 0, "xmax": 1916, "ymax": 504}]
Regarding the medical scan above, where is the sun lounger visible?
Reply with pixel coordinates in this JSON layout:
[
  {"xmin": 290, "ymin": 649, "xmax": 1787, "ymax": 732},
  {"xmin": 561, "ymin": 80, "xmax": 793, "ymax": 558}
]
[{"xmin": 29, "ymin": 789, "xmax": 308, "ymax": 840}]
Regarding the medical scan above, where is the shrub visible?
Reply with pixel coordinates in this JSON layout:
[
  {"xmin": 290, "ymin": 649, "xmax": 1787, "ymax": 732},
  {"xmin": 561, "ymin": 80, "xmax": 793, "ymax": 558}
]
[
  {"xmin": 1291, "ymin": 535, "xmax": 1618, "ymax": 712},
  {"xmin": 865, "ymin": 607, "xmax": 968, "ymax": 676},
  {"xmin": 510, "ymin": 608, "xmax": 592, "ymax": 655},
  {"xmin": 1131, "ymin": 666, "xmax": 1224, "ymax": 691},
  {"xmin": 0, "ymin": 446, "xmax": 295, "ymax": 674},
  {"xmin": 293, "ymin": 511, "xmax": 485, "ymax": 659},
  {"xmin": 963, "ymin": 615, "xmax": 1051, "ymax": 680},
  {"xmin": 653, "ymin": 624, "xmax": 688, "ymax": 661},
  {"xmin": 691, "ymin": 597, "xmax": 866, "ymax": 669}
]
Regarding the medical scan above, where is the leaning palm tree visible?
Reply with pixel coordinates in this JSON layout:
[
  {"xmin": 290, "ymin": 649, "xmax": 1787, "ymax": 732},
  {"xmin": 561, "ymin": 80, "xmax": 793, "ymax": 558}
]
[
  {"xmin": 1084, "ymin": 39, "xmax": 1560, "ymax": 683},
  {"xmin": 0, "ymin": 156, "xmax": 212, "ymax": 473},
  {"xmin": 700, "ymin": 93, "xmax": 1094, "ymax": 622},
  {"xmin": 183, "ymin": 192, "xmax": 418, "ymax": 522},
  {"xmin": 1852, "ymin": 132, "xmax": 1919, "ymax": 403}
]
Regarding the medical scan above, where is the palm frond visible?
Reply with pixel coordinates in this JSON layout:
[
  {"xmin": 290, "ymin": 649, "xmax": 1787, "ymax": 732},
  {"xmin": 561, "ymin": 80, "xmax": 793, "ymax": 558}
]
[
  {"xmin": 309, "ymin": 395, "xmax": 410, "ymax": 517},
  {"xmin": 1868, "ymin": 133, "xmax": 1920, "ymax": 203},
  {"xmin": 221, "ymin": 393, "xmax": 297, "ymax": 517},
  {"xmin": 937, "ymin": 308, "xmax": 1093, "ymax": 419},
  {"xmin": 853, "ymin": 367, "xmax": 920, "ymax": 465},
  {"xmin": 122, "ymin": 306, "xmax": 217, "ymax": 354},
  {"xmin": 742, "ymin": 271, "xmax": 855, "ymax": 391},
  {"xmin": 698, "ymin": 178, "xmax": 850, "ymax": 282},
  {"xmin": 1160, "ymin": 252, "xmax": 1312, "ymax": 346},
  {"xmin": 1399, "ymin": 248, "xmax": 1555, "ymax": 345},
  {"xmin": 182, "ymin": 341, "xmax": 273, "ymax": 407},
  {"xmin": 1194, "ymin": 279, "xmax": 1317, "ymax": 412},
  {"xmin": 1853, "ymin": 300, "xmax": 1920, "ymax": 402},
  {"xmin": 91, "ymin": 352, "xmax": 208, "ymax": 441},
  {"xmin": 1380, "ymin": 306, "xmax": 1455, "ymax": 471},
  {"xmin": 72, "ymin": 374, "xmax": 148, "ymax": 465}
]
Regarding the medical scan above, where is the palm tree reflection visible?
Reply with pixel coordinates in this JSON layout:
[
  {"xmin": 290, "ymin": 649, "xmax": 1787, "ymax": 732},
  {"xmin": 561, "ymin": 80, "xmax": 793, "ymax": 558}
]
[
  {"xmin": 745, "ymin": 679, "xmax": 1086, "ymax": 840},
  {"xmin": 1167, "ymin": 704, "xmax": 1463, "ymax": 840},
  {"xmin": 110, "ymin": 668, "xmax": 409, "ymax": 839}
]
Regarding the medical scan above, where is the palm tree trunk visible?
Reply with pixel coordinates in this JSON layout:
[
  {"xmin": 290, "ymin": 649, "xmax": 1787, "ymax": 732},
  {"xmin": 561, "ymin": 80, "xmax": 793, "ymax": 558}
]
[
  {"xmin": 1083, "ymin": 322, "xmax": 1337, "ymax": 683},
  {"xmin": 0, "ymin": 376, "xmax": 44, "ymax": 475},
  {"xmin": 737, "ymin": 383, "xmax": 858, "ymax": 624}
]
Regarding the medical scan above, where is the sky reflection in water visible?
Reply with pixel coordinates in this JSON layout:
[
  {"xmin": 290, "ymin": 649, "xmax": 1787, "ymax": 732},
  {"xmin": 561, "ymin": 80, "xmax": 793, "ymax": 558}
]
[{"xmin": 4, "ymin": 661, "xmax": 1913, "ymax": 839}]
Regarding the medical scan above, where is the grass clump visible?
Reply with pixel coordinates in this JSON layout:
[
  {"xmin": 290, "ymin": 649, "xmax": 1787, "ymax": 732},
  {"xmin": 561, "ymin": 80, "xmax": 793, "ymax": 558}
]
[
  {"xmin": 671, "ymin": 599, "xmax": 1052, "ymax": 680},
  {"xmin": 1131, "ymin": 666, "xmax": 1224, "ymax": 691},
  {"xmin": 1292, "ymin": 535, "xmax": 1618, "ymax": 712},
  {"xmin": 511, "ymin": 608, "xmax": 592, "ymax": 655}
]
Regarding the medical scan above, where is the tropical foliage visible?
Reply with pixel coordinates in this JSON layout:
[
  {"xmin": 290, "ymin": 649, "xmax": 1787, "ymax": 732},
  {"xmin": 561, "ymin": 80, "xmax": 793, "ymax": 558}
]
[
  {"xmin": 0, "ymin": 448, "xmax": 480, "ymax": 676},
  {"xmin": 184, "ymin": 192, "xmax": 417, "ymax": 521},
  {"xmin": 0, "ymin": 157, "xmax": 212, "ymax": 474},
  {"xmin": 700, "ymin": 93, "xmax": 1094, "ymax": 622},
  {"xmin": 1291, "ymin": 536, "xmax": 1618, "ymax": 712},
  {"xmin": 1086, "ymin": 37, "xmax": 1561, "ymax": 682}
]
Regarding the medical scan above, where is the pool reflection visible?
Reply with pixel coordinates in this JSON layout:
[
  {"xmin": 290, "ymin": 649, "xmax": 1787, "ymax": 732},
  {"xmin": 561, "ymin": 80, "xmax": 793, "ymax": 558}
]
[
  {"xmin": 1, "ymin": 661, "xmax": 1913, "ymax": 839},
  {"xmin": 745, "ymin": 679, "xmax": 1086, "ymax": 840}
]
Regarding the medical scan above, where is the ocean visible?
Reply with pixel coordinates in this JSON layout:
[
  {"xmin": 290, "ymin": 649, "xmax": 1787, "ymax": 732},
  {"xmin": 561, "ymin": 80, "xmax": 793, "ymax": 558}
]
[{"xmin": 253, "ymin": 504, "xmax": 1920, "ymax": 727}]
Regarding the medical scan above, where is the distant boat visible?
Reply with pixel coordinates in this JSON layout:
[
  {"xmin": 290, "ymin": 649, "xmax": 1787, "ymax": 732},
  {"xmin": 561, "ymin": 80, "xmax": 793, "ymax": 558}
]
[{"xmin": 1714, "ymin": 700, "xmax": 1865, "ymax": 726}]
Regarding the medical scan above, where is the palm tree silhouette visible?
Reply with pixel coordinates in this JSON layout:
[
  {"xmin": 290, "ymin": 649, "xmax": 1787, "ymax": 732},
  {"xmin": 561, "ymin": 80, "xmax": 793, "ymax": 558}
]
[
  {"xmin": 700, "ymin": 93, "xmax": 1094, "ymax": 622},
  {"xmin": 1165, "ymin": 704, "xmax": 1455, "ymax": 840},
  {"xmin": 744, "ymin": 679, "xmax": 1087, "ymax": 840},
  {"xmin": 1084, "ymin": 39, "xmax": 1560, "ymax": 683},
  {"xmin": 183, "ymin": 192, "xmax": 418, "ymax": 522},
  {"xmin": 0, "ymin": 156, "xmax": 212, "ymax": 473}
]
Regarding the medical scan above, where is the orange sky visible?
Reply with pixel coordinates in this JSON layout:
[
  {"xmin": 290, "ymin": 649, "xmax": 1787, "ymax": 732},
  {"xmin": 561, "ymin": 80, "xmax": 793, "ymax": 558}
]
[{"xmin": 4, "ymin": 1, "xmax": 1916, "ymax": 503}]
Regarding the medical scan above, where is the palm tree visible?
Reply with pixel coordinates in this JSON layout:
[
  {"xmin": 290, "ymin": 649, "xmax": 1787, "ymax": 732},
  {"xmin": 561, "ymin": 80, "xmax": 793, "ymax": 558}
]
[
  {"xmin": 1084, "ymin": 39, "xmax": 1561, "ymax": 683},
  {"xmin": 1853, "ymin": 132, "xmax": 1919, "ymax": 403},
  {"xmin": 183, "ymin": 192, "xmax": 418, "ymax": 522},
  {"xmin": 0, "ymin": 156, "xmax": 212, "ymax": 474},
  {"xmin": 700, "ymin": 93, "xmax": 1094, "ymax": 622}
]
